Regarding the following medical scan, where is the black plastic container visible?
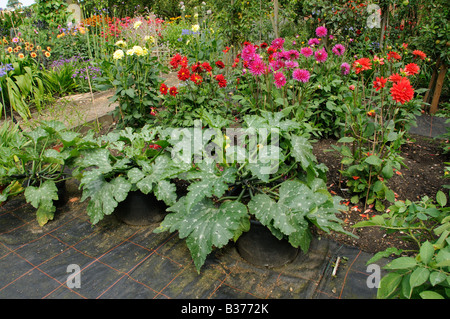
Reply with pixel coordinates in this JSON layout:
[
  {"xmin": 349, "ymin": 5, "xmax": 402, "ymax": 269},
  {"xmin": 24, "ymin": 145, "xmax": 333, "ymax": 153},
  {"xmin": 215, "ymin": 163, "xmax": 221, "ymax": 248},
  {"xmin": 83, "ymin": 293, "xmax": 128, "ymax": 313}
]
[
  {"xmin": 114, "ymin": 191, "xmax": 167, "ymax": 226},
  {"xmin": 236, "ymin": 220, "xmax": 299, "ymax": 268}
]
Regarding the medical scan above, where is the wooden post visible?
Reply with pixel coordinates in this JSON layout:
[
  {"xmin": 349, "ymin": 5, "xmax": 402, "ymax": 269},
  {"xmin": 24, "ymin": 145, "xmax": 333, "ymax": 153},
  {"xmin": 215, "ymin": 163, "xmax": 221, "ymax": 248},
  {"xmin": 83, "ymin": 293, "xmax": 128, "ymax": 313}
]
[
  {"xmin": 423, "ymin": 57, "xmax": 440, "ymax": 107},
  {"xmin": 270, "ymin": 0, "xmax": 279, "ymax": 39},
  {"xmin": 429, "ymin": 62, "xmax": 448, "ymax": 114}
]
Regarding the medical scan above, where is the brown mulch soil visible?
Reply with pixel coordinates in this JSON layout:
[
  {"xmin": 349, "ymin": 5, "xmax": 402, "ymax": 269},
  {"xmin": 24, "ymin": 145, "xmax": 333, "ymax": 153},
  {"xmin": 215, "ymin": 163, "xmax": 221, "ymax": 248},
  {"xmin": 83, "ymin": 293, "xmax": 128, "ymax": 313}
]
[{"xmin": 312, "ymin": 134, "xmax": 450, "ymax": 254}]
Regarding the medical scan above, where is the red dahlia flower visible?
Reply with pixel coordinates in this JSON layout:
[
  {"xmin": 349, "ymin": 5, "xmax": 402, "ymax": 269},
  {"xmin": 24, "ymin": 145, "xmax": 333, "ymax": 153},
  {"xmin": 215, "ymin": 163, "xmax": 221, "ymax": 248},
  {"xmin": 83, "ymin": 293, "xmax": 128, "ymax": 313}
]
[
  {"xmin": 169, "ymin": 86, "xmax": 178, "ymax": 97},
  {"xmin": 390, "ymin": 77, "xmax": 414, "ymax": 104},
  {"xmin": 215, "ymin": 60, "xmax": 225, "ymax": 69},
  {"xmin": 404, "ymin": 63, "xmax": 420, "ymax": 75},
  {"xmin": 387, "ymin": 51, "xmax": 401, "ymax": 62},
  {"xmin": 388, "ymin": 73, "xmax": 402, "ymax": 83},
  {"xmin": 215, "ymin": 74, "xmax": 227, "ymax": 87},
  {"xmin": 373, "ymin": 76, "xmax": 387, "ymax": 91},
  {"xmin": 170, "ymin": 53, "xmax": 182, "ymax": 69},
  {"xmin": 412, "ymin": 50, "xmax": 426, "ymax": 60},
  {"xmin": 352, "ymin": 58, "xmax": 372, "ymax": 74},
  {"xmin": 201, "ymin": 62, "xmax": 212, "ymax": 72},
  {"xmin": 177, "ymin": 67, "xmax": 190, "ymax": 81},
  {"xmin": 180, "ymin": 56, "xmax": 189, "ymax": 68},
  {"xmin": 190, "ymin": 73, "xmax": 203, "ymax": 85},
  {"xmin": 160, "ymin": 83, "xmax": 168, "ymax": 95},
  {"xmin": 191, "ymin": 62, "xmax": 203, "ymax": 73}
]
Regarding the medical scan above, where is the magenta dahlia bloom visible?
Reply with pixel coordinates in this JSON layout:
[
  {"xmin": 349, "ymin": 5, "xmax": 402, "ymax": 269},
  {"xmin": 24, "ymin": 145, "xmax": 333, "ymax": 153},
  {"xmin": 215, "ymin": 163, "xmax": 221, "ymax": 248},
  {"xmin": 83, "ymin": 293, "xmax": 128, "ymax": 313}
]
[
  {"xmin": 273, "ymin": 72, "xmax": 286, "ymax": 88},
  {"xmin": 293, "ymin": 69, "xmax": 310, "ymax": 83},
  {"xmin": 275, "ymin": 50, "xmax": 290, "ymax": 61},
  {"xmin": 340, "ymin": 62, "xmax": 350, "ymax": 75},
  {"xmin": 241, "ymin": 44, "xmax": 256, "ymax": 62},
  {"xmin": 300, "ymin": 47, "xmax": 313, "ymax": 57},
  {"xmin": 270, "ymin": 59, "xmax": 285, "ymax": 72},
  {"xmin": 285, "ymin": 60, "xmax": 299, "ymax": 69},
  {"xmin": 248, "ymin": 56, "xmax": 266, "ymax": 76},
  {"xmin": 314, "ymin": 48, "xmax": 328, "ymax": 63},
  {"xmin": 332, "ymin": 44, "xmax": 345, "ymax": 56},
  {"xmin": 287, "ymin": 49, "xmax": 300, "ymax": 60},
  {"xmin": 308, "ymin": 38, "xmax": 320, "ymax": 47},
  {"xmin": 316, "ymin": 26, "xmax": 328, "ymax": 38},
  {"xmin": 271, "ymin": 37, "xmax": 285, "ymax": 50}
]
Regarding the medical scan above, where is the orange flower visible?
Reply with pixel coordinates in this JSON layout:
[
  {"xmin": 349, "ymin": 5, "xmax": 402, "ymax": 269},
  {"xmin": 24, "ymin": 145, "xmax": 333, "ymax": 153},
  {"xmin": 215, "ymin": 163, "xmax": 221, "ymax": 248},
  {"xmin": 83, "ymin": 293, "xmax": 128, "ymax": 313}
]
[
  {"xmin": 30, "ymin": 52, "xmax": 37, "ymax": 58},
  {"xmin": 7, "ymin": 47, "xmax": 13, "ymax": 53},
  {"xmin": 46, "ymin": 47, "xmax": 52, "ymax": 52},
  {"xmin": 18, "ymin": 53, "xmax": 25, "ymax": 59},
  {"xmin": 352, "ymin": 176, "xmax": 360, "ymax": 180},
  {"xmin": 44, "ymin": 51, "xmax": 51, "ymax": 58},
  {"xmin": 367, "ymin": 110, "xmax": 376, "ymax": 117}
]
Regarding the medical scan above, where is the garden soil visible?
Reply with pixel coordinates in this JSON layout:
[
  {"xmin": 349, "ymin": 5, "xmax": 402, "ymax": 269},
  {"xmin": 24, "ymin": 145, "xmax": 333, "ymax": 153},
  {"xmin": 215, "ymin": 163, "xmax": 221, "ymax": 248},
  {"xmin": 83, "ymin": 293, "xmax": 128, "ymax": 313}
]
[{"xmin": 1, "ymin": 89, "xmax": 449, "ymax": 301}]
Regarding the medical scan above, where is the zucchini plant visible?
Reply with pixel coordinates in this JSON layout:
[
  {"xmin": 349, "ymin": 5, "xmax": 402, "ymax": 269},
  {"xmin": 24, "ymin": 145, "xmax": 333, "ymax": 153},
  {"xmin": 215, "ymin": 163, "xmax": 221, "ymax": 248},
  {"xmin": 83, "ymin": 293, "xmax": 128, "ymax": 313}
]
[
  {"xmin": 74, "ymin": 124, "xmax": 191, "ymax": 225},
  {"xmin": 0, "ymin": 120, "xmax": 84, "ymax": 226},
  {"xmin": 155, "ymin": 111, "xmax": 357, "ymax": 272}
]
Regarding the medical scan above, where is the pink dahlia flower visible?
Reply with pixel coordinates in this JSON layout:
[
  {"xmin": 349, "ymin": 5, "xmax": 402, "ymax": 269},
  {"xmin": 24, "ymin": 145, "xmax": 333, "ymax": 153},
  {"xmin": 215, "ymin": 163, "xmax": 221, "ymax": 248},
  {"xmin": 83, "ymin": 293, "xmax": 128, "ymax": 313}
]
[
  {"xmin": 300, "ymin": 47, "xmax": 313, "ymax": 57},
  {"xmin": 314, "ymin": 48, "xmax": 328, "ymax": 63},
  {"xmin": 274, "ymin": 72, "xmax": 286, "ymax": 88},
  {"xmin": 316, "ymin": 26, "xmax": 327, "ymax": 38},
  {"xmin": 293, "ymin": 69, "xmax": 310, "ymax": 83}
]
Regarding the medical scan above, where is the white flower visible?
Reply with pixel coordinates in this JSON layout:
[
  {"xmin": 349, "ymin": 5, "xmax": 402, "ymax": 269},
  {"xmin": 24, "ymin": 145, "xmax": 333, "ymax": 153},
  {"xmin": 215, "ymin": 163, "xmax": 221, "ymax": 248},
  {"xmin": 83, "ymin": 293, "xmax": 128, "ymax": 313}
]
[
  {"xmin": 144, "ymin": 35, "xmax": 155, "ymax": 43},
  {"xmin": 113, "ymin": 49, "xmax": 124, "ymax": 60},
  {"xmin": 115, "ymin": 40, "xmax": 126, "ymax": 48},
  {"xmin": 191, "ymin": 24, "xmax": 200, "ymax": 32},
  {"xmin": 126, "ymin": 49, "xmax": 135, "ymax": 56},
  {"xmin": 133, "ymin": 20, "xmax": 142, "ymax": 29},
  {"xmin": 132, "ymin": 45, "xmax": 144, "ymax": 56}
]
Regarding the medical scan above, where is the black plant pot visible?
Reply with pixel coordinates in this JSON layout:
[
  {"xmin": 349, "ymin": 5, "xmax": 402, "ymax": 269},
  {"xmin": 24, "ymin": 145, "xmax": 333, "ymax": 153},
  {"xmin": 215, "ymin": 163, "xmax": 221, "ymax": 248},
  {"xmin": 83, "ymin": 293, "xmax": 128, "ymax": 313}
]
[
  {"xmin": 54, "ymin": 180, "xmax": 67, "ymax": 208},
  {"xmin": 236, "ymin": 220, "xmax": 299, "ymax": 268},
  {"xmin": 114, "ymin": 191, "xmax": 167, "ymax": 226}
]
